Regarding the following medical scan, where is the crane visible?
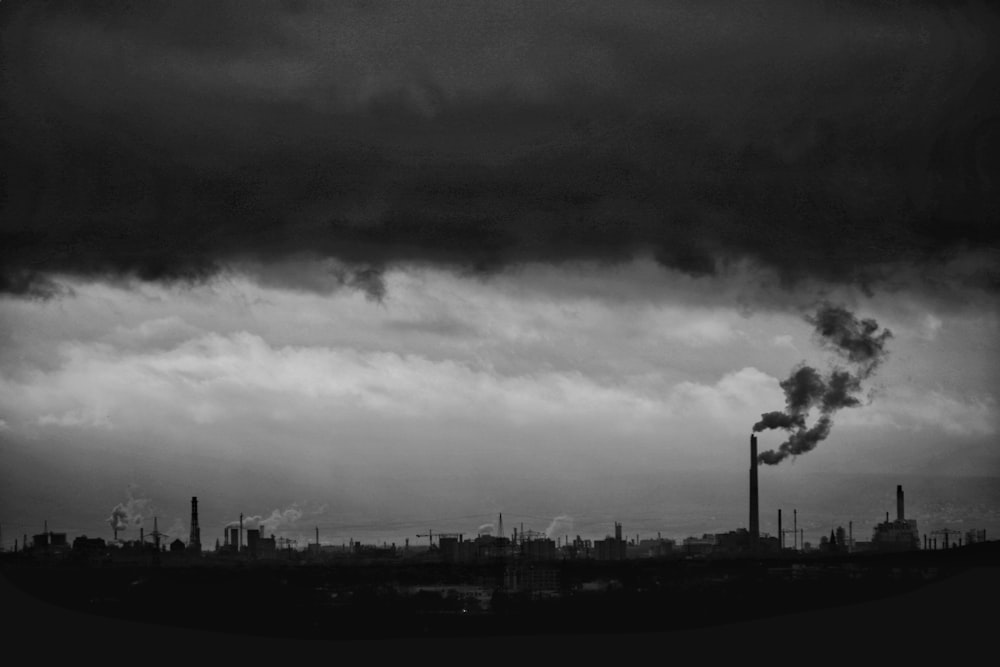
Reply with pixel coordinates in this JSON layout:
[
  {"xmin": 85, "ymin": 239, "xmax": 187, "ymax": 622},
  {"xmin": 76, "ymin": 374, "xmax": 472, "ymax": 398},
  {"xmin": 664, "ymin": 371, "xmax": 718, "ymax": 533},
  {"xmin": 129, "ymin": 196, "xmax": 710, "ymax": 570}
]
[{"xmin": 417, "ymin": 530, "xmax": 434, "ymax": 547}]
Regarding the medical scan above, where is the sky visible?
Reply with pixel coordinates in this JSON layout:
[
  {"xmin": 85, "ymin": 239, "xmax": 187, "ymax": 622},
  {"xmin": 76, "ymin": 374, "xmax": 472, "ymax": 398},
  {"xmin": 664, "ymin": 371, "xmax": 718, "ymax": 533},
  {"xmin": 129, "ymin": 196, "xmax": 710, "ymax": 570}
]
[{"xmin": 1, "ymin": 0, "xmax": 998, "ymax": 549}]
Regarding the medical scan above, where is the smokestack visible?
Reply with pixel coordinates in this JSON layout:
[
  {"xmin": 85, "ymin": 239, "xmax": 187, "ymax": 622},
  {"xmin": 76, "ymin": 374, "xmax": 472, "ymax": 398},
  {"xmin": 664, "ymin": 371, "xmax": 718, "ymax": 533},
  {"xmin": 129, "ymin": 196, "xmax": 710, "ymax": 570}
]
[
  {"xmin": 189, "ymin": 497, "xmax": 201, "ymax": 552},
  {"xmin": 749, "ymin": 434, "xmax": 760, "ymax": 549},
  {"xmin": 239, "ymin": 513, "xmax": 243, "ymax": 552},
  {"xmin": 897, "ymin": 485, "xmax": 904, "ymax": 521},
  {"xmin": 793, "ymin": 509, "xmax": 797, "ymax": 550},
  {"xmin": 849, "ymin": 521, "xmax": 853, "ymax": 553},
  {"xmin": 779, "ymin": 509, "xmax": 783, "ymax": 550}
]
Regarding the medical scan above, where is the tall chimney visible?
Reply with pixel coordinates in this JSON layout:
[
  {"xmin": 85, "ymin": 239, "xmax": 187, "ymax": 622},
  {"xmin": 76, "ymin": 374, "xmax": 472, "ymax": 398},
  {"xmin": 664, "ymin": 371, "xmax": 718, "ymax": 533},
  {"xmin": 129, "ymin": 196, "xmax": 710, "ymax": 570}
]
[
  {"xmin": 778, "ymin": 509, "xmax": 783, "ymax": 550},
  {"xmin": 749, "ymin": 434, "xmax": 760, "ymax": 549},
  {"xmin": 189, "ymin": 496, "xmax": 201, "ymax": 552},
  {"xmin": 239, "ymin": 513, "xmax": 244, "ymax": 552},
  {"xmin": 896, "ymin": 485, "xmax": 904, "ymax": 521},
  {"xmin": 793, "ymin": 509, "xmax": 797, "ymax": 550}
]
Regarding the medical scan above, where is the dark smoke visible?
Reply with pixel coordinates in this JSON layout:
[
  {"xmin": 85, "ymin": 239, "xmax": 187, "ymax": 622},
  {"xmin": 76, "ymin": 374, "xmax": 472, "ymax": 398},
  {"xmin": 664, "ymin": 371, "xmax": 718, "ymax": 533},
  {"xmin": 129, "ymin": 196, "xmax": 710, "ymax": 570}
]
[
  {"xmin": 754, "ymin": 304, "xmax": 892, "ymax": 464},
  {"xmin": 806, "ymin": 304, "xmax": 893, "ymax": 378},
  {"xmin": 757, "ymin": 416, "xmax": 832, "ymax": 465}
]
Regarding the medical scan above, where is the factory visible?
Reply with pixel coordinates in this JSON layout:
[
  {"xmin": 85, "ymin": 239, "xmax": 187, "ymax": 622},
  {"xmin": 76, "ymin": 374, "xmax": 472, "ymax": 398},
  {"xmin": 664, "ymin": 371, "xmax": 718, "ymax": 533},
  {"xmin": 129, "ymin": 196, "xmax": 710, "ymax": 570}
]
[{"xmin": 870, "ymin": 485, "xmax": 920, "ymax": 552}]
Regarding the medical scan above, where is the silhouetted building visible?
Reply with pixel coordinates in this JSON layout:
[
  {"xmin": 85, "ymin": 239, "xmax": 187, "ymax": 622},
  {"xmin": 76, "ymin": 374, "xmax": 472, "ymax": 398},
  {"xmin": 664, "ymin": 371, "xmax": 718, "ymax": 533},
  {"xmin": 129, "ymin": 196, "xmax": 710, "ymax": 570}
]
[
  {"xmin": 871, "ymin": 485, "xmax": 919, "ymax": 552},
  {"xmin": 246, "ymin": 528, "xmax": 259, "ymax": 557},
  {"xmin": 965, "ymin": 529, "xmax": 987, "ymax": 545},
  {"xmin": 636, "ymin": 538, "xmax": 675, "ymax": 558},
  {"xmin": 72, "ymin": 536, "xmax": 106, "ymax": 551},
  {"xmin": 683, "ymin": 534, "xmax": 716, "ymax": 556},
  {"xmin": 522, "ymin": 537, "xmax": 556, "ymax": 561},
  {"xmin": 594, "ymin": 523, "xmax": 626, "ymax": 561},
  {"xmin": 169, "ymin": 538, "xmax": 185, "ymax": 553}
]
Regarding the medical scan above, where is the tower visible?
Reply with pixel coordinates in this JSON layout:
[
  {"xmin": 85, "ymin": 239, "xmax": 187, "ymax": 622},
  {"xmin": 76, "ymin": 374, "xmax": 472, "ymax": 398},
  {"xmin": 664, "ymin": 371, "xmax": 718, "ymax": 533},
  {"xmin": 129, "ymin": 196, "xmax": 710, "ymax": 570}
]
[
  {"xmin": 189, "ymin": 496, "xmax": 201, "ymax": 553},
  {"xmin": 749, "ymin": 433, "xmax": 760, "ymax": 549},
  {"xmin": 897, "ymin": 485, "xmax": 904, "ymax": 521}
]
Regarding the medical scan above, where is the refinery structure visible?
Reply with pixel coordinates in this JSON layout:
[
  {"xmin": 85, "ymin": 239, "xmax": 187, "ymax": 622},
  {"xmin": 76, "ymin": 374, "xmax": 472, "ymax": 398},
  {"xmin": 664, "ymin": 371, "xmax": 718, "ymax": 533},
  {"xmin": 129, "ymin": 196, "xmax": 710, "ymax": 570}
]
[{"xmin": 3, "ymin": 434, "xmax": 985, "ymax": 565}]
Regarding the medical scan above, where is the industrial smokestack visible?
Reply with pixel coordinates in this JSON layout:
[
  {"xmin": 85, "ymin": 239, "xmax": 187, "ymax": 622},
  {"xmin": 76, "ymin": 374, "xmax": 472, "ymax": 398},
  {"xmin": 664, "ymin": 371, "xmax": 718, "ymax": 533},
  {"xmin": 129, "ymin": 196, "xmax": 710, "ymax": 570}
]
[
  {"xmin": 750, "ymin": 434, "xmax": 760, "ymax": 549},
  {"xmin": 897, "ymin": 485, "xmax": 904, "ymax": 521},
  {"xmin": 189, "ymin": 496, "xmax": 201, "ymax": 552},
  {"xmin": 779, "ymin": 509, "xmax": 783, "ymax": 550}
]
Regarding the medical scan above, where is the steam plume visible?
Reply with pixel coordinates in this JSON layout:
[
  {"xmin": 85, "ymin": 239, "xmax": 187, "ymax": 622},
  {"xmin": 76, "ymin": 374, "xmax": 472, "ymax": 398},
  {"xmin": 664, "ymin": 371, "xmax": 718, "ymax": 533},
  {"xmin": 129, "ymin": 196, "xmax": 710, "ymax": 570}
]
[
  {"xmin": 226, "ymin": 507, "xmax": 302, "ymax": 532},
  {"xmin": 754, "ymin": 303, "xmax": 892, "ymax": 465},
  {"xmin": 107, "ymin": 488, "xmax": 150, "ymax": 533},
  {"xmin": 544, "ymin": 515, "xmax": 574, "ymax": 540}
]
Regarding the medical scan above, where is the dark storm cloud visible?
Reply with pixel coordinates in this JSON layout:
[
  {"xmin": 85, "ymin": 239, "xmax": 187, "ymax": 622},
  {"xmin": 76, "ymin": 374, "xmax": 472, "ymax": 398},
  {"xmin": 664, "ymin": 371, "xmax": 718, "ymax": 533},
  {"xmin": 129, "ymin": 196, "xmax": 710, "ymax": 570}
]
[{"xmin": 2, "ymin": 0, "xmax": 999, "ymax": 297}]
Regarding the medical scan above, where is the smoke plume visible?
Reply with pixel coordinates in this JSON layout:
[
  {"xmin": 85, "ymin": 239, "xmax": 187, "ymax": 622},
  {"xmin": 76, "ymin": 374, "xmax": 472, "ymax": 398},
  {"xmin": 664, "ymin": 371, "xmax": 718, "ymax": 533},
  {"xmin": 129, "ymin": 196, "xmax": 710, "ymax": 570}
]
[
  {"xmin": 544, "ymin": 515, "xmax": 574, "ymax": 540},
  {"xmin": 106, "ymin": 488, "xmax": 150, "ymax": 533},
  {"xmin": 226, "ymin": 507, "xmax": 303, "ymax": 532},
  {"xmin": 754, "ymin": 303, "xmax": 892, "ymax": 464}
]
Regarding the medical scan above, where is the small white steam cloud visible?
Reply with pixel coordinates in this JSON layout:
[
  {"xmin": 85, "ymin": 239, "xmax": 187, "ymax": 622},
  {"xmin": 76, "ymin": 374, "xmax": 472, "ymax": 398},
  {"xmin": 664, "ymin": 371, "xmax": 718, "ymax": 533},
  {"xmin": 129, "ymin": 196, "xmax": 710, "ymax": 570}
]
[
  {"xmin": 477, "ymin": 523, "xmax": 495, "ymax": 535},
  {"xmin": 544, "ymin": 515, "xmax": 574, "ymax": 540},
  {"xmin": 226, "ymin": 506, "xmax": 303, "ymax": 532},
  {"xmin": 107, "ymin": 486, "xmax": 150, "ymax": 533}
]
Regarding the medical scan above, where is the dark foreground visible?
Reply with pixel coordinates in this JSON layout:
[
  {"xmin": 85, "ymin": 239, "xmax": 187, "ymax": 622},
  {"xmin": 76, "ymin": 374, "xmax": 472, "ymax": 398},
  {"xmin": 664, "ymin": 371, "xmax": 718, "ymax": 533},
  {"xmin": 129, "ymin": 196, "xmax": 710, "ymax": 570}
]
[{"xmin": 2, "ymin": 544, "xmax": 998, "ymax": 654}]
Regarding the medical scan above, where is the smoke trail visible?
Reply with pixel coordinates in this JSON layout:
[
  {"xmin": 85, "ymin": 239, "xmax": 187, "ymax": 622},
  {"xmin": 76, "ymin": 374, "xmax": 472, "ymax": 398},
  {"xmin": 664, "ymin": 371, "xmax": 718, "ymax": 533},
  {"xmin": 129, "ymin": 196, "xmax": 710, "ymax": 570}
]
[
  {"xmin": 757, "ymin": 416, "xmax": 833, "ymax": 465},
  {"xmin": 225, "ymin": 507, "xmax": 303, "ymax": 531},
  {"xmin": 544, "ymin": 515, "xmax": 574, "ymax": 540},
  {"xmin": 807, "ymin": 303, "xmax": 893, "ymax": 379},
  {"xmin": 754, "ymin": 304, "xmax": 891, "ymax": 465},
  {"xmin": 107, "ymin": 488, "xmax": 150, "ymax": 533}
]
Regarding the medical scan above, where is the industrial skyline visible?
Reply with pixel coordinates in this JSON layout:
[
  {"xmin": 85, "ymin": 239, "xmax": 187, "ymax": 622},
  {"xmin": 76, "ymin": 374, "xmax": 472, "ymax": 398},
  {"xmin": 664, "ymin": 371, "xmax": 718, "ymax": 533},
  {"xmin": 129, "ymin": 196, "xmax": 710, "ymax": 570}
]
[{"xmin": 1, "ymin": 2, "xmax": 998, "ymax": 632}]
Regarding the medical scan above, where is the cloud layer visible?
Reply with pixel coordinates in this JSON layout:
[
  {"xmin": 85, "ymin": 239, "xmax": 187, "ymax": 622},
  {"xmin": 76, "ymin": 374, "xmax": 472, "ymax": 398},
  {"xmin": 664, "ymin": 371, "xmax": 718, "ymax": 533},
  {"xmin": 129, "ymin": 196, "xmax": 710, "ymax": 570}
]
[{"xmin": 2, "ymin": 0, "xmax": 999, "ymax": 297}]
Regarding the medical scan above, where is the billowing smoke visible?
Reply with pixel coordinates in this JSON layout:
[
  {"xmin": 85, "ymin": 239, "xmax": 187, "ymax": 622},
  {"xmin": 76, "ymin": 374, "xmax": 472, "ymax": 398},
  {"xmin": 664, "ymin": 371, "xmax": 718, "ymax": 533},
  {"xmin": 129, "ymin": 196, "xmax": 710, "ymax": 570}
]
[
  {"xmin": 226, "ymin": 507, "xmax": 303, "ymax": 532},
  {"xmin": 806, "ymin": 304, "xmax": 893, "ymax": 379},
  {"xmin": 544, "ymin": 515, "xmax": 574, "ymax": 540},
  {"xmin": 107, "ymin": 488, "xmax": 150, "ymax": 534},
  {"xmin": 477, "ymin": 523, "xmax": 495, "ymax": 535},
  {"xmin": 754, "ymin": 303, "xmax": 892, "ymax": 465}
]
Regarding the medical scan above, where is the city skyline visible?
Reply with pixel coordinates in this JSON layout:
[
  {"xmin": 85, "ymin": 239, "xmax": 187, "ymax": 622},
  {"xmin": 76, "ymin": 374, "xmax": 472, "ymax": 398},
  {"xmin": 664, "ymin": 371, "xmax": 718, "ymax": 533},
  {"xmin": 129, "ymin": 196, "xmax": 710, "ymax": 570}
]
[{"xmin": 1, "ymin": 1, "xmax": 998, "ymax": 560}]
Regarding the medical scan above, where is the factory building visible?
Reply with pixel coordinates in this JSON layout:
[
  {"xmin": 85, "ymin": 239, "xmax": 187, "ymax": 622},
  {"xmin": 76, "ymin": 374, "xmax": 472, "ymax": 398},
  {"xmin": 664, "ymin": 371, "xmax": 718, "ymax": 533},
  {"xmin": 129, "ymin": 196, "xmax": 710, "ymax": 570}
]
[
  {"xmin": 594, "ymin": 523, "xmax": 626, "ymax": 561},
  {"xmin": 522, "ymin": 537, "xmax": 557, "ymax": 561},
  {"xmin": 871, "ymin": 485, "xmax": 919, "ymax": 552},
  {"xmin": 965, "ymin": 529, "xmax": 987, "ymax": 545},
  {"xmin": 682, "ymin": 534, "xmax": 716, "ymax": 556},
  {"xmin": 635, "ymin": 537, "xmax": 675, "ymax": 558},
  {"xmin": 245, "ymin": 528, "xmax": 277, "ymax": 559}
]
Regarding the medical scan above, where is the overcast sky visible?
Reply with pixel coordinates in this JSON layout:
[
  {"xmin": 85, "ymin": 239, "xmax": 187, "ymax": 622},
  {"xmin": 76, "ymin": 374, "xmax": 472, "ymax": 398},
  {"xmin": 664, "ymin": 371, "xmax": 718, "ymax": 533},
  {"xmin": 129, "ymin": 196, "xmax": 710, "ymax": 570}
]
[{"xmin": 1, "ymin": 0, "xmax": 998, "ymax": 545}]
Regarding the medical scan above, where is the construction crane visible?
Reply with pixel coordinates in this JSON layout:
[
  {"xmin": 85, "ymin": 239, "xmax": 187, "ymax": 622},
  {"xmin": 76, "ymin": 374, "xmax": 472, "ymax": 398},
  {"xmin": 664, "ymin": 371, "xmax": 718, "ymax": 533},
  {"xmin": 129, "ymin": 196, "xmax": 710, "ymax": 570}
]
[
  {"xmin": 931, "ymin": 528, "xmax": 963, "ymax": 549},
  {"xmin": 417, "ymin": 530, "xmax": 434, "ymax": 547}
]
